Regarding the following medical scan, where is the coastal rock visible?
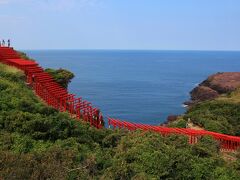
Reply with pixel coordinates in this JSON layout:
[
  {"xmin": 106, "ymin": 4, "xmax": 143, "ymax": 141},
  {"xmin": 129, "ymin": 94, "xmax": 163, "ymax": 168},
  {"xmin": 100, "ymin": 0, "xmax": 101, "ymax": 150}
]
[
  {"xmin": 190, "ymin": 72, "xmax": 240, "ymax": 102},
  {"xmin": 183, "ymin": 101, "xmax": 194, "ymax": 106},
  {"xmin": 161, "ymin": 115, "xmax": 179, "ymax": 126},
  {"xmin": 167, "ymin": 115, "xmax": 179, "ymax": 122},
  {"xmin": 201, "ymin": 72, "xmax": 240, "ymax": 93},
  {"xmin": 190, "ymin": 86, "xmax": 219, "ymax": 101}
]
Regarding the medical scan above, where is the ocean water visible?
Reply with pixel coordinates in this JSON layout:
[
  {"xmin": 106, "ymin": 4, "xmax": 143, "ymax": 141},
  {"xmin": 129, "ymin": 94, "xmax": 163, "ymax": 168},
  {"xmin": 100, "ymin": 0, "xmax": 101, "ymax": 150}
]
[{"xmin": 24, "ymin": 50, "xmax": 240, "ymax": 125}]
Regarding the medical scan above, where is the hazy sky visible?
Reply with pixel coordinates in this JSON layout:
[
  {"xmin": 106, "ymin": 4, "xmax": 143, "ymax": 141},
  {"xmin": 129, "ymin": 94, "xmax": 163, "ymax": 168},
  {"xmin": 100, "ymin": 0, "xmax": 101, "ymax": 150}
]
[{"xmin": 0, "ymin": 0, "xmax": 240, "ymax": 50}]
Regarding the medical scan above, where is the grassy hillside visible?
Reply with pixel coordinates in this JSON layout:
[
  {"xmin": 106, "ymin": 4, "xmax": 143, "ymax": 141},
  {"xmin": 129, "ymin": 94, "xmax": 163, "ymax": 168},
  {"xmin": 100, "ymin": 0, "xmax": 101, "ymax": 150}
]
[
  {"xmin": 178, "ymin": 91, "xmax": 240, "ymax": 136},
  {"xmin": 0, "ymin": 63, "xmax": 240, "ymax": 179}
]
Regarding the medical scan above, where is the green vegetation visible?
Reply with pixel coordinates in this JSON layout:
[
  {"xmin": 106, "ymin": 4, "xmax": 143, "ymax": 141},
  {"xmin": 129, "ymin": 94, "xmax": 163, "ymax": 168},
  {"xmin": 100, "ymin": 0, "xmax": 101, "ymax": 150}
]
[
  {"xmin": 183, "ymin": 92, "xmax": 240, "ymax": 136},
  {"xmin": 45, "ymin": 68, "xmax": 75, "ymax": 88},
  {"xmin": 168, "ymin": 117, "xmax": 188, "ymax": 128},
  {"xmin": 0, "ymin": 63, "xmax": 240, "ymax": 179}
]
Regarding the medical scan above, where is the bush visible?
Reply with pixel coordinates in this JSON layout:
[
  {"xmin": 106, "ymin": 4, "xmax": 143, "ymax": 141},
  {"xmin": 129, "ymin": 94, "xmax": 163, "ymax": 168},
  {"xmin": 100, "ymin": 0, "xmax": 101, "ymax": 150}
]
[
  {"xmin": 45, "ymin": 68, "xmax": 75, "ymax": 88},
  {"xmin": 185, "ymin": 101, "xmax": 240, "ymax": 135}
]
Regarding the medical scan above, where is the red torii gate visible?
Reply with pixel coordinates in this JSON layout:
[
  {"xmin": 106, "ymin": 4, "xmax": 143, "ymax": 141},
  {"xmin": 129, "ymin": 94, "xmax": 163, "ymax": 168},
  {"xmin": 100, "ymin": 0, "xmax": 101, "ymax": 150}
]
[
  {"xmin": 108, "ymin": 117, "xmax": 240, "ymax": 151},
  {"xmin": 2, "ymin": 46, "xmax": 240, "ymax": 148},
  {"xmin": 0, "ymin": 47, "xmax": 103, "ymax": 129}
]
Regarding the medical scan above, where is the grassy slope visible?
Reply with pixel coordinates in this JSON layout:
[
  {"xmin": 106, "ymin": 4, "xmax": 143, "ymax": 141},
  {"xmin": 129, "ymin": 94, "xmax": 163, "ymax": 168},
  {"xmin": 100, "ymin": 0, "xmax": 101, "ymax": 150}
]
[
  {"xmin": 0, "ymin": 63, "xmax": 240, "ymax": 179},
  {"xmin": 180, "ymin": 91, "xmax": 240, "ymax": 136},
  {"xmin": 169, "ymin": 88, "xmax": 240, "ymax": 136}
]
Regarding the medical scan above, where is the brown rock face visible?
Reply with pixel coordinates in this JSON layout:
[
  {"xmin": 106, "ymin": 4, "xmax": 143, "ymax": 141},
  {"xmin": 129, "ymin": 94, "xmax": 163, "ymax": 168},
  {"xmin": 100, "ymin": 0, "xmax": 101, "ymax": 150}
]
[
  {"xmin": 190, "ymin": 86, "xmax": 219, "ymax": 101},
  {"xmin": 167, "ymin": 115, "xmax": 178, "ymax": 122},
  {"xmin": 202, "ymin": 72, "xmax": 240, "ymax": 93},
  {"xmin": 190, "ymin": 72, "xmax": 240, "ymax": 103},
  {"xmin": 162, "ymin": 115, "xmax": 179, "ymax": 126}
]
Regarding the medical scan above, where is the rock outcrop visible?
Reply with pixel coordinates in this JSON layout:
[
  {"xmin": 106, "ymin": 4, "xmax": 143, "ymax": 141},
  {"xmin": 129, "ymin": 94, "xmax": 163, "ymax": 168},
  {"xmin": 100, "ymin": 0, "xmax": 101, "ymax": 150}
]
[
  {"xmin": 186, "ymin": 72, "xmax": 240, "ymax": 104},
  {"xmin": 161, "ymin": 115, "xmax": 179, "ymax": 126},
  {"xmin": 190, "ymin": 86, "xmax": 219, "ymax": 102}
]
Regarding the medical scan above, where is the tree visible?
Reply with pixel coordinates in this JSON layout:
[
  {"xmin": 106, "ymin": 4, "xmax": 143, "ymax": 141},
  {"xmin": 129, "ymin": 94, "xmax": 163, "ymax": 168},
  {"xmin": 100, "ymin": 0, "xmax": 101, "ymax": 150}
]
[{"xmin": 45, "ymin": 68, "xmax": 75, "ymax": 88}]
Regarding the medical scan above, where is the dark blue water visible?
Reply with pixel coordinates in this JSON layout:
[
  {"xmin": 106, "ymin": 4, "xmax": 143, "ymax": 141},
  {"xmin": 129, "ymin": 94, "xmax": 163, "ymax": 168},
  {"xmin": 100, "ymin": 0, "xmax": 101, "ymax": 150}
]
[{"xmin": 24, "ymin": 50, "xmax": 240, "ymax": 125}]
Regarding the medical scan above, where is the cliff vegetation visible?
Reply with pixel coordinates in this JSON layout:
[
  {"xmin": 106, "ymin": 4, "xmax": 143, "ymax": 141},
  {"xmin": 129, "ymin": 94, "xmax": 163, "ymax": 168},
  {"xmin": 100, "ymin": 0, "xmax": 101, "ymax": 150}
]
[
  {"xmin": 45, "ymin": 68, "xmax": 75, "ymax": 88},
  {"xmin": 0, "ymin": 64, "xmax": 240, "ymax": 179},
  {"xmin": 168, "ymin": 72, "xmax": 240, "ymax": 137}
]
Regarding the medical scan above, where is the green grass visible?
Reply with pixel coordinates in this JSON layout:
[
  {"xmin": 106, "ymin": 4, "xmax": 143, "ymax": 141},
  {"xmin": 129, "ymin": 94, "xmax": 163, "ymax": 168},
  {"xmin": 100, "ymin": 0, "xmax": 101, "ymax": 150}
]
[{"xmin": 0, "ymin": 63, "xmax": 23, "ymax": 74}]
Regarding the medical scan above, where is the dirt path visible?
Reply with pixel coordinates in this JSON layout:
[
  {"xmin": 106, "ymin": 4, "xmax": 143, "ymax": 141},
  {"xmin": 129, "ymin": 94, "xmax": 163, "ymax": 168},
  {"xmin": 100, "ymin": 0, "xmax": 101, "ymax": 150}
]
[{"xmin": 186, "ymin": 121, "xmax": 204, "ymax": 130}]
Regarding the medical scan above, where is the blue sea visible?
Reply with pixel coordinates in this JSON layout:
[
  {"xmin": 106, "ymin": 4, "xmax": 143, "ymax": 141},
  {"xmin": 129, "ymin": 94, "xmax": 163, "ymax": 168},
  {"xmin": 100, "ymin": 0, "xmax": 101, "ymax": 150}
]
[{"xmin": 24, "ymin": 50, "xmax": 240, "ymax": 125}]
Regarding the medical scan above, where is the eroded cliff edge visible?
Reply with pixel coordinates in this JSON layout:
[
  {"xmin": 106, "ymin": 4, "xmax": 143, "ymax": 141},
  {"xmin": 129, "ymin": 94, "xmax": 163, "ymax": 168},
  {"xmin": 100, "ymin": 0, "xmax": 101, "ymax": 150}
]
[
  {"xmin": 166, "ymin": 72, "xmax": 240, "ymax": 135},
  {"xmin": 186, "ymin": 72, "xmax": 240, "ymax": 105}
]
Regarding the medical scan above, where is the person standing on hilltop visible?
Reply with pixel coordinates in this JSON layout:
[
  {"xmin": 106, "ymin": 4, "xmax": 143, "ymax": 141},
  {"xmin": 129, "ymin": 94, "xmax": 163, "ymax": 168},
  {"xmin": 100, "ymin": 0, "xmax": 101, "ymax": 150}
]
[
  {"xmin": 2, "ymin": 39, "xmax": 5, "ymax": 46},
  {"xmin": 7, "ymin": 39, "xmax": 10, "ymax": 47}
]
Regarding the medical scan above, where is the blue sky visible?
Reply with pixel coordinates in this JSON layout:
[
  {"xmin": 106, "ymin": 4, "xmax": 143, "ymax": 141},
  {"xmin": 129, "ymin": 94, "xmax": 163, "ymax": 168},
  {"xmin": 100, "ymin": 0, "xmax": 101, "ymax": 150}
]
[{"xmin": 0, "ymin": 0, "xmax": 240, "ymax": 50}]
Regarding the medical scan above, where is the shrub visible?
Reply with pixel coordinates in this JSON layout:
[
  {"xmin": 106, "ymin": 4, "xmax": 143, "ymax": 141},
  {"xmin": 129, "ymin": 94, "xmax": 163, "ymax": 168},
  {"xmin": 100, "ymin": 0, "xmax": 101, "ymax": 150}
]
[{"xmin": 45, "ymin": 68, "xmax": 75, "ymax": 88}]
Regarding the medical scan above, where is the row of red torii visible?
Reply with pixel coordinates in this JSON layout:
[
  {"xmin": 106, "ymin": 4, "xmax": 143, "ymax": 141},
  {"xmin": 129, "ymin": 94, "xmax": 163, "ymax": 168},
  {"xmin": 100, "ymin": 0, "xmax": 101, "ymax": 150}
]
[
  {"xmin": 1, "ymin": 47, "xmax": 240, "ymax": 151},
  {"xmin": 108, "ymin": 118, "xmax": 240, "ymax": 151},
  {"xmin": 0, "ymin": 47, "xmax": 104, "ymax": 129}
]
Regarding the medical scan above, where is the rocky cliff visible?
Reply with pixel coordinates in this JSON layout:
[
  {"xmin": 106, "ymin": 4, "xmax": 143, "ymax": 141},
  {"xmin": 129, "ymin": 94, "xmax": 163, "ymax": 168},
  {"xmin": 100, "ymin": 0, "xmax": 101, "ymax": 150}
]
[{"xmin": 187, "ymin": 72, "xmax": 240, "ymax": 104}]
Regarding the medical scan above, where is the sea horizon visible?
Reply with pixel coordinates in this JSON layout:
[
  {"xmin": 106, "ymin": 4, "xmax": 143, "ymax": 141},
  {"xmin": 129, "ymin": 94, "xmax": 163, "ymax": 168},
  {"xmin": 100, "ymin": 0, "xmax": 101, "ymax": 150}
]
[
  {"xmin": 20, "ymin": 48, "xmax": 240, "ymax": 52},
  {"xmin": 25, "ymin": 50, "xmax": 240, "ymax": 125}
]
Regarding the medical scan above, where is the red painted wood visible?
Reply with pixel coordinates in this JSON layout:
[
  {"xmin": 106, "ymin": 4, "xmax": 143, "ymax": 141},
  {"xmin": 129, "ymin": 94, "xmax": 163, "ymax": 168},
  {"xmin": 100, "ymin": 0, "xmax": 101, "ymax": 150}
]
[
  {"xmin": 2, "ymin": 47, "xmax": 240, "ymax": 149},
  {"xmin": 107, "ymin": 118, "xmax": 240, "ymax": 151},
  {"xmin": 0, "ymin": 47, "xmax": 103, "ymax": 129}
]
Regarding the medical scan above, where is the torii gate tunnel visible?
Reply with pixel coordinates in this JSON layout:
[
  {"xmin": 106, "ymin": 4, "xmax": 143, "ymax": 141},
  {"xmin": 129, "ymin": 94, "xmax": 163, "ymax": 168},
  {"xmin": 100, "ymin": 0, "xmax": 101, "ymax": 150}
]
[
  {"xmin": 1, "ymin": 46, "xmax": 240, "ymax": 151},
  {"xmin": 0, "ymin": 47, "xmax": 104, "ymax": 129},
  {"xmin": 108, "ymin": 118, "xmax": 240, "ymax": 151}
]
